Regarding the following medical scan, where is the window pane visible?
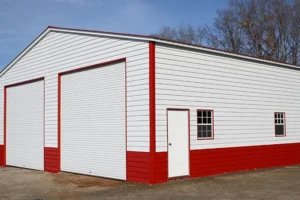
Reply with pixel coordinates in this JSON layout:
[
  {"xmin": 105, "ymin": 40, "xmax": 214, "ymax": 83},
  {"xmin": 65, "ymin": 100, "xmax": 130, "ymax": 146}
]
[
  {"xmin": 197, "ymin": 117, "xmax": 202, "ymax": 124},
  {"xmin": 275, "ymin": 125, "xmax": 284, "ymax": 136},
  {"xmin": 275, "ymin": 119, "xmax": 278, "ymax": 124},
  {"xmin": 281, "ymin": 119, "xmax": 284, "ymax": 124},
  {"xmin": 281, "ymin": 114, "xmax": 284, "ymax": 118},
  {"xmin": 207, "ymin": 131, "xmax": 212, "ymax": 138},
  {"xmin": 201, "ymin": 125, "xmax": 206, "ymax": 137},
  {"xmin": 197, "ymin": 125, "xmax": 202, "ymax": 138},
  {"xmin": 207, "ymin": 125, "xmax": 212, "ymax": 132},
  {"xmin": 197, "ymin": 111, "xmax": 202, "ymax": 117},
  {"xmin": 198, "ymin": 110, "xmax": 214, "ymax": 138}
]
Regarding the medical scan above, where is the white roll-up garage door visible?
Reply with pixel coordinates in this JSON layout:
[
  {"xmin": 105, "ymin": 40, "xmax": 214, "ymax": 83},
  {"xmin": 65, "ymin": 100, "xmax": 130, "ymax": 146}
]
[
  {"xmin": 6, "ymin": 79, "xmax": 44, "ymax": 170},
  {"xmin": 61, "ymin": 61, "xmax": 126, "ymax": 180}
]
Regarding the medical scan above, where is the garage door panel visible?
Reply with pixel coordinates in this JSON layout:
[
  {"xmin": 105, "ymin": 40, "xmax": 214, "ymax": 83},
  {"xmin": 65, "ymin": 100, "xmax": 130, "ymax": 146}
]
[
  {"xmin": 6, "ymin": 80, "xmax": 44, "ymax": 170},
  {"xmin": 61, "ymin": 62, "xmax": 126, "ymax": 180}
]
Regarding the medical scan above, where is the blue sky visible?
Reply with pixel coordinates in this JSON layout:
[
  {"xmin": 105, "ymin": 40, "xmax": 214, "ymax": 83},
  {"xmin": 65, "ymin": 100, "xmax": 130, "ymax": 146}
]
[{"xmin": 0, "ymin": 0, "xmax": 228, "ymax": 70}]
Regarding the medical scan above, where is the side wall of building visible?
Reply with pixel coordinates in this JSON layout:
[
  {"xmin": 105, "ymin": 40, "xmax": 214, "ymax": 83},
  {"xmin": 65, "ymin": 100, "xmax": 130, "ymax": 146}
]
[
  {"xmin": 155, "ymin": 43, "xmax": 300, "ymax": 180},
  {"xmin": 0, "ymin": 31, "xmax": 150, "ymax": 180}
]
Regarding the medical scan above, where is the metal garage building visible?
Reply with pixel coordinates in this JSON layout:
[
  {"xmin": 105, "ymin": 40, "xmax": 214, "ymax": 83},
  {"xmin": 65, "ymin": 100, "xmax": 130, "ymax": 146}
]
[{"xmin": 0, "ymin": 26, "xmax": 300, "ymax": 184}]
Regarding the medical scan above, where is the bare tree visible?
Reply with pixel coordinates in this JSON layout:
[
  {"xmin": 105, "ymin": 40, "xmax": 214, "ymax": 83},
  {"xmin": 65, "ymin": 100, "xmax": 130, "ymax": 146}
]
[
  {"xmin": 204, "ymin": 3, "xmax": 245, "ymax": 53},
  {"xmin": 287, "ymin": 0, "xmax": 300, "ymax": 65},
  {"xmin": 153, "ymin": 0, "xmax": 300, "ymax": 65},
  {"xmin": 152, "ymin": 24, "xmax": 205, "ymax": 45}
]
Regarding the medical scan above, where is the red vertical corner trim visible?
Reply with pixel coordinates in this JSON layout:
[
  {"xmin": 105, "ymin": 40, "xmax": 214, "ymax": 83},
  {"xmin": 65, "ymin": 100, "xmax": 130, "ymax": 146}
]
[
  {"xmin": 1, "ymin": 87, "xmax": 7, "ymax": 166},
  {"xmin": 57, "ymin": 74, "xmax": 61, "ymax": 171},
  {"xmin": 149, "ymin": 41, "xmax": 156, "ymax": 184},
  {"xmin": 125, "ymin": 59, "xmax": 128, "ymax": 180}
]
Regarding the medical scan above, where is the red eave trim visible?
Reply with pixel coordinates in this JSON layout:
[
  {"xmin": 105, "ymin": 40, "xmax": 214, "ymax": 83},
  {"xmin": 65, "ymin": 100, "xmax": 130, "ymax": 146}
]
[
  {"xmin": 48, "ymin": 26, "xmax": 153, "ymax": 40},
  {"xmin": 48, "ymin": 26, "xmax": 299, "ymax": 68},
  {"xmin": 149, "ymin": 42, "xmax": 156, "ymax": 184},
  {"xmin": 151, "ymin": 37, "xmax": 299, "ymax": 68}
]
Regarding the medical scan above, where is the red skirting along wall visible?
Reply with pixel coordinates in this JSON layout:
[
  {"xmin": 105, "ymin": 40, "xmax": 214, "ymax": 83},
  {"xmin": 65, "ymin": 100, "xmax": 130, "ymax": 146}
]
[
  {"xmin": 44, "ymin": 147, "xmax": 60, "ymax": 173},
  {"xmin": 190, "ymin": 143, "xmax": 300, "ymax": 178},
  {"xmin": 154, "ymin": 152, "xmax": 168, "ymax": 183},
  {"xmin": 126, "ymin": 151, "xmax": 168, "ymax": 184},
  {"xmin": 127, "ymin": 151, "xmax": 151, "ymax": 183},
  {"xmin": 0, "ymin": 145, "xmax": 5, "ymax": 166},
  {"xmin": 127, "ymin": 143, "xmax": 300, "ymax": 184}
]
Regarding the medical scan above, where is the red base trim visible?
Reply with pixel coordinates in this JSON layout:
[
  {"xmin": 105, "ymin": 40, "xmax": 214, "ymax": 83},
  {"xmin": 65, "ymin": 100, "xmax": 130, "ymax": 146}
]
[
  {"xmin": 0, "ymin": 145, "xmax": 5, "ymax": 166},
  {"xmin": 126, "ymin": 151, "xmax": 168, "ymax": 184},
  {"xmin": 127, "ymin": 151, "xmax": 151, "ymax": 183},
  {"xmin": 155, "ymin": 152, "xmax": 168, "ymax": 183},
  {"xmin": 128, "ymin": 143, "xmax": 300, "ymax": 184},
  {"xmin": 190, "ymin": 143, "xmax": 300, "ymax": 178},
  {"xmin": 44, "ymin": 147, "xmax": 60, "ymax": 173}
]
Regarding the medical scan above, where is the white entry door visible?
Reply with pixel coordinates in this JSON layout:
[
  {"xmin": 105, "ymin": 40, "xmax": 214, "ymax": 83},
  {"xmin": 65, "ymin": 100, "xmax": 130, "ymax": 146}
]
[{"xmin": 167, "ymin": 109, "xmax": 189, "ymax": 178}]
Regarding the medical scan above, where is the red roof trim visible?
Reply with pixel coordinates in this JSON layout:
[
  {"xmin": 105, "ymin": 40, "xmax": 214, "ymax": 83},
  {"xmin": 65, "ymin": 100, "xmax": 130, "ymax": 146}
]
[
  {"xmin": 1, "ymin": 25, "xmax": 299, "ymax": 78},
  {"xmin": 48, "ymin": 26, "xmax": 153, "ymax": 39},
  {"xmin": 152, "ymin": 36, "xmax": 298, "ymax": 67},
  {"xmin": 49, "ymin": 26, "xmax": 299, "ymax": 68}
]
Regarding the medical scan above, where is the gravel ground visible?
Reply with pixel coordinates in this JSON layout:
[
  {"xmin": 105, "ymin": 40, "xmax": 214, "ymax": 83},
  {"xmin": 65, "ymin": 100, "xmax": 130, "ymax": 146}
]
[{"xmin": 1, "ymin": 165, "xmax": 300, "ymax": 200}]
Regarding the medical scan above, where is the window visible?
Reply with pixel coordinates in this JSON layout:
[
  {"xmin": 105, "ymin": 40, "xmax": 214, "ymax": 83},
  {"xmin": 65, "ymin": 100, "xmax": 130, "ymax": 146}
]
[
  {"xmin": 274, "ymin": 112, "xmax": 286, "ymax": 136},
  {"xmin": 197, "ymin": 110, "xmax": 214, "ymax": 139}
]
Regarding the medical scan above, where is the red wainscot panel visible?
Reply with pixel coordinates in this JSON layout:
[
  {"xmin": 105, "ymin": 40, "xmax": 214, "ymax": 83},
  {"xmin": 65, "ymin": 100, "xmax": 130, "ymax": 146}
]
[
  {"xmin": 155, "ymin": 152, "xmax": 168, "ymax": 183},
  {"xmin": 44, "ymin": 147, "xmax": 60, "ymax": 173},
  {"xmin": 126, "ymin": 151, "xmax": 168, "ymax": 184},
  {"xmin": 0, "ymin": 145, "xmax": 5, "ymax": 166},
  {"xmin": 190, "ymin": 143, "xmax": 300, "ymax": 178},
  {"xmin": 127, "ymin": 151, "xmax": 151, "ymax": 183}
]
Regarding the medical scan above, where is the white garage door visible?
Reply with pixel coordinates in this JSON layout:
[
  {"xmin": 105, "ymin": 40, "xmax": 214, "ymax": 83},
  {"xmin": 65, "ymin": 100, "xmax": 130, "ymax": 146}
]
[
  {"xmin": 61, "ymin": 61, "xmax": 126, "ymax": 180},
  {"xmin": 6, "ymin": 80, "xmax": 44, "ymax": 170}
]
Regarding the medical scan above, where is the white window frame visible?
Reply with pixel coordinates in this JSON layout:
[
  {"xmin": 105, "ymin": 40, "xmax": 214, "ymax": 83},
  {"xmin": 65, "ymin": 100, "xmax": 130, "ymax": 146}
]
[{"xmin": 197, "ymin": 109, "xmax": 214, "ymax": 140}]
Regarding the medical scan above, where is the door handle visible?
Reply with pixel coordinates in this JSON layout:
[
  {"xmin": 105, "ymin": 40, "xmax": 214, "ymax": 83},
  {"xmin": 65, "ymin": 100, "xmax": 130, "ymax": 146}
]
[{"xmin": 169, "ymin": 143, "xmax": 172, "ymax": 146}]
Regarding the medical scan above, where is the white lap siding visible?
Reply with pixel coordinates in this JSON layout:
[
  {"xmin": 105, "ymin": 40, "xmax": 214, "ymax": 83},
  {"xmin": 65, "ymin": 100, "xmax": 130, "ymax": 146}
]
[
  {"xmin": 0, "ymin": 31, "xmax": 150, "ymax": 152},
  {"xmin": 155, "ymin": 44, "xmax": 300, "ymax": 152}
]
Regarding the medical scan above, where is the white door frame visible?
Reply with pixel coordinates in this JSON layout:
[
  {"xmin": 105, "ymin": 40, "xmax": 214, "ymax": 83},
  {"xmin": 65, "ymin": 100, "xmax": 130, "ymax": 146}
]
[{"xmin": 167, "ymin": 108, "xmax": 190, "ymax": 178}]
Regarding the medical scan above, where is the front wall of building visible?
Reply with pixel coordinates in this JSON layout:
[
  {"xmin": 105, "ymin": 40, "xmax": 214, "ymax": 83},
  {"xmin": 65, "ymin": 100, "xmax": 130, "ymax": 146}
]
[{"xmin": 0, "ymin": 31, "xmax": 150, "ymax": 179}]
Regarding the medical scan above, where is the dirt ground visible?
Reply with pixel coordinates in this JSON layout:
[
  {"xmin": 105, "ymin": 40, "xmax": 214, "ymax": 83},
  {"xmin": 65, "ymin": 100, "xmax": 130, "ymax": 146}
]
[{"xmin": 1, "ymin": 166, "xmax": 300, "ymax": 200}]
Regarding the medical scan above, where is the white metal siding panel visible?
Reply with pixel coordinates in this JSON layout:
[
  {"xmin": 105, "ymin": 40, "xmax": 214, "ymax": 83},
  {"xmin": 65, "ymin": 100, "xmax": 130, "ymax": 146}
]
[
  {"xmin": 61, "ymin": 62, "xmax": 126, "ymax": 180},
  {"xmin": 155, "ymin": 44, "xmax": 300, "ymax": 152},
  {"xmin": 6, "ymin": 80, "xmax": 44, "ymax": 170},
  {"xmin": 0, "ymin": 32, "xmax": 149, "ymax": 152}
]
